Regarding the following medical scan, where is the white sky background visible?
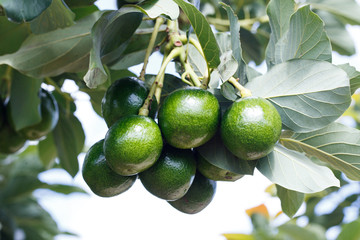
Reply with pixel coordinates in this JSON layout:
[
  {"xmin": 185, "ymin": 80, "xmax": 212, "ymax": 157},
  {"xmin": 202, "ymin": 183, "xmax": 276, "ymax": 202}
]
[{"xmin": 34, "ymin": 1, "xmax": 360, "ymax": 240}]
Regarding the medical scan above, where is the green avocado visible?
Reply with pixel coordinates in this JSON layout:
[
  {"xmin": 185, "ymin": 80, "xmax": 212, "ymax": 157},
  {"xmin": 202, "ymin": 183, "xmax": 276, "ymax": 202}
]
[{"xmin": 221, "ymin": 96, "xmax": 282, "ymax": 160}]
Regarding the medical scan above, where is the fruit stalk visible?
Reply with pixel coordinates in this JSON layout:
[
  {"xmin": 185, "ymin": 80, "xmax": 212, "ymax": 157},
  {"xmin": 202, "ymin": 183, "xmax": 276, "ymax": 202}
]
[
  {"xmin": 228, "ymin": 76, "xmax": 252, "ymax": 98},
  {"xmin": 179, "ymin": 50, "xmax": 203, "ymax": 88},
  {"xmin": 139, "ymin": 17, "xmax": 165, "ymax": 81},
  {"xmin": 138, "ymin": 47, "xmax": 183, "ymax": 116}
]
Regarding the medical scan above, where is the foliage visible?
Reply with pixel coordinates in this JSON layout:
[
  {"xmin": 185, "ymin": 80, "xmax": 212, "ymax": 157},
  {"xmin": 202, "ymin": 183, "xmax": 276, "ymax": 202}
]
[{"xmin": 0, "ymin": 0, "xmax": 360, "ymax": 238}]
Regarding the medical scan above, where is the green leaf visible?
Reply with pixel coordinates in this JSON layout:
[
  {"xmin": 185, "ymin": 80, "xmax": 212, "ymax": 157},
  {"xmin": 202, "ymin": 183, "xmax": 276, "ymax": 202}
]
[
  {"xmin": 308, "ymin": 0, "xmax": 360, "ymax": 25},
  {"xmin": 41, "ymin": 183, "xmax": 87, "ymax": 195},
  {"xmin": 278, "ymin": 223, "xmax": 326, "ymax": 240},
  {"xmin": 274, "ymin": 5, "xmax": 332, "ymax": 65},
  {"xmin": 135, "ymin": 0, "xmax": 179, "ymax": 19},
  {"xmin": 38, "ymin": 134, "xmax": 57, "ymax": 169},
  {"xmin": 336, "ymin": 219, "xmax": 360, "ymax": 240},
  {"xmin": 276, "ymin": 185, "xmax": 304, "ymax": 218},
  {"xmin": 0, "ymin": 12, "xmax": 101, "ymax": 78},
  {"xmin": 0, "ymin": 16, "xmax": 30, "ymax": 55},
  {"xmin": 30, "ymin": 0, "xmax": 75, "ymax": 34},
  {"xmin": 217, "ymin": 50, "xmax": 238, "ymax": 82},
  {"xmin": 52, "ymin": 110, "xmax": 85, "ymax": 177},
  {"xmin": 221, "ymin": 3, "xmax": 247, "ymax": 85},
  {"xmin": 220, "ymin": 81, "xmax": 238, "ymax": 101},
  {"xmin": 265, "ymin": 0, "xmax": 295, "ymax": 68},
  {"xmin": 197, "ymin": 133, "xmax": 257, "ymax": 176},
  {"xmin": 8, "ymin": 71, "xmax": 42, "ymax": 131},
  {"xmin": 173, "ymin": 0, "xmax": 220, "ymax": 68},
  {"xmin": 246, "ymin": 59, "xmax": 351, "ymax": 133},
  {"xmin": 64, "ymin": 0, "xmax": 96, "ymax": 8},
  {"xmin": 256, "ymin": 144, "xmax": 340, "ymax": 193},
  {"xmin": 83, "ymin": 9, "xmax": 142, "ymax": 88},
  {"xmin": 316, "ymin": 10, "xmax": 356, "ymax": 56},
  {"xmin": 0, "ymin": 0, "xmax": 52, "ymax": 22},
  {"xmin": 280, "ymin": 122, "xmax": 360, "ymax": 181},
  {"xmin": 338, "ymin": 63, "xmax": 360, "ymax": 95}
]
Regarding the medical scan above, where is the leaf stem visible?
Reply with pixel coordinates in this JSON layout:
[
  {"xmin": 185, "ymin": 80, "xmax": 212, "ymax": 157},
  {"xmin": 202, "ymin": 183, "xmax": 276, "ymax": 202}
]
[
  {"xmin": 139, "ymin": 17, "xmax": 165, "ymax": 81},
  {"xmin": 179, "ymin": 50, "xmax": 202, "ymax": 88},
  {"xmin": 207, "ymin": 15, "xmax": 269, "ymax": 30},
  {"xmin": 138, "ymin": 47, "xmax": 183, "ymax": 116},
  {"xmin": 228, "ymin": 76, "xmax": 252, "ymax": 98}
]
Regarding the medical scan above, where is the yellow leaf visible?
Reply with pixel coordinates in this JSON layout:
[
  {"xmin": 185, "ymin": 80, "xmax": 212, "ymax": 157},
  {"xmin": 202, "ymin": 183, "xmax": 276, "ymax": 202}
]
[
  {"xmin": 245, "ymin": 204, "xmax": 269, "ymax": 219},
  {"xmin": 222, "ymin": 233, "xmax": 254, "ymax": 240}
]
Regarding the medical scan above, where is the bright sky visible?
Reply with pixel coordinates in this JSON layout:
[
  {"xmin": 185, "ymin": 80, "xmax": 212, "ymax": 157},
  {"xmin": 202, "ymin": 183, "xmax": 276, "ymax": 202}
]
[{"xmin": 34, "ymin": 1, "xmax": 360, "ymax": 240}]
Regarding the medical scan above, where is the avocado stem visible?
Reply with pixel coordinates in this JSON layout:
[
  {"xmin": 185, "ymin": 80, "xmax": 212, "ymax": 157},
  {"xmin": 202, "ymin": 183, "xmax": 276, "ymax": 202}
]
[
  {"xmin": 228, "ymin": 76, "xmax": 252, "ymax": 98},
  {"xmin": 138, "ymin": 47, "xmax": 183, "ymax": 116},
  {"xmin": 139, "ymin": 17, "xmax": 165, "ymax": 81}
]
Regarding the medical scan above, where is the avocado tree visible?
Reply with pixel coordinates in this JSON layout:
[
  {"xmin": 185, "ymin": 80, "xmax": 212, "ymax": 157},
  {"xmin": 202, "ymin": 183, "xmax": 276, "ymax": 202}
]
[{"xmin": 0, "ymin": 0, "xmax": 360, "ymax": 239}]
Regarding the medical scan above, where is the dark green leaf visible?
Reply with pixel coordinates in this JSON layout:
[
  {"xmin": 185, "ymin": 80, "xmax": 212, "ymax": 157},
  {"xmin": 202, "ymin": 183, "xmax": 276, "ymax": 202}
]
[
  {"xmin": 52, "ymin": 110, "xmax": 85, "ymax": 177},
  {"xmin": 276, "ymin": 185, "xmax": 304, "ymax": 218},
  {"xmin": 338, "ymin": 63, "xmax": 360, "ymax": 95},
  {"xmin": 8, "ymin": 71, "xmax": 42, "ymax": 131},
  {"xmin": 83, "ymin": 9, "xmax": 143, "ymax": 88},
  {"xmin": 0, "ymin": 12, "xmax": 101, "ymax": 78},
  {"xmin": 256, "ymin": 144, "xmax": 340, "ymax": 193},
  {"xmin": 64, "ymin": 0, "xmax": 96, "ymax": 8},
  {"xmin": 38, "ymin": 134, "xmax": 57, "ymax": 169},
  {"xmin": 208, "ymin": 88, "xmax": 233, "ymax": 115},
  {"xmin": 71, "ymin": 5, "xmax": 99, "ymax": 21},
  {"xmin": 0, "ymin": 16, "xmax": 30, "ymax": 55},
  {"xmin": 280, "ymin": 122, "xmax": 360, "ymax": 181},
  {"xmin": 197, "ymin": 133, "xmax": 257, "ymax": 176},
  {"xmin": 240, "ymin": 28, "xmax": 263, "ymax": 65},
  {"xmin": 0, "ymin": 0, "xmax": 52, "ymax": 22},
  {"xmin": 30, "ymin": 0, "xmax": 75, "ymax": 34},
  {"xmin": 173, "ymin": 0, "xmax": 220, "ymax": 68},
  {"xmin": 246, "ymin": 59, "xmax": 351, "ymax": 133}
]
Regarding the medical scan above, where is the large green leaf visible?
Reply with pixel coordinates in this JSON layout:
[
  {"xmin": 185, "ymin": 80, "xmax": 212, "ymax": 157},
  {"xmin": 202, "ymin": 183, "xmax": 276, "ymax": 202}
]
[
  {"xmin": 83, "ymin": 9, "xmax": 142, "ymax": 88},
  {"xmin": 0, "ymin": 12, "xmax": 101, "ymax": 78},
  {"xmin": 308, "ymin": 0, "xmax": 360, "ymax": 25},
  {"xmin": 265, "ymin": 0, "xmax": 295, "ymax": 68},
  {"xmin": 30, "ymin": 0, "xmax": 75, "ymax": 34},
  {"xmin": 276, "ymin": 185, "xmax": 304, "ymax": 218},
  {"xmin": 221, "ymin": 3, "xmax": 247, "ymax": 85},
  {"xmin": 135, "ymin": 0, "xmax": 179, "ymax": 19},
  {"xmin": 273, "ymin": 5, "xmax": 332, "ymax": 65},
  {"xmin": 0, "ymin": 17, "xmax": 30, "ymax": 55},
  {"xmin": 280, "ymin": 122, "xmax": 360, "ymax": 181},
  {"xmin": 8, "ymin": 71, "xmax": 42, "ymax": 131},
  {"xmin": 338, "ymin": 63, "xmax": 360, "ymax": 95},
  {"xmin": 316, "ymin": 11, "xmax": 356, "ymax": 56},
  {"xmin": 256, "ymin": 144, "xmax": 340, "ymax": 193},
  {"xmin": 246, "ymin": 59, "xmax": 351, "ymax": 133},
  {"xmin": 197, "ymin": 133, "xmax": 257, "ymax": 176},
  {"xmin": 0, "ymin": 0, "xmax": 52, "ymax": 22},
  {"xmin": 173, "ymin": 0, "xmax": 220, "ymax": 68},
  {"xmin": 52, "ymin": 109, "xmax": 85, "ymax": 177}
]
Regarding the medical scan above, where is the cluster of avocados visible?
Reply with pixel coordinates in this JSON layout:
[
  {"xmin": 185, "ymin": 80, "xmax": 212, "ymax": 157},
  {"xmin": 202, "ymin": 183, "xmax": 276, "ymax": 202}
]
[
  {"xmin": 0, "ymin": 89, "xmax": 59, "ymax": 155},
  {"xmin": 82, "ymin": 76, "xmax": 282, "ymax": 214}
]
